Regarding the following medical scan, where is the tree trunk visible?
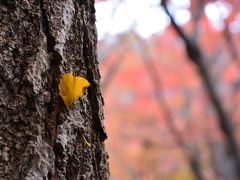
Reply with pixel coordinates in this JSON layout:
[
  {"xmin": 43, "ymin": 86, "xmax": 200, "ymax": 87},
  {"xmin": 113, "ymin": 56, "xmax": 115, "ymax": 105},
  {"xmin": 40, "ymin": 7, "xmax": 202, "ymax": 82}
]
[{"xmin": 0, "ymin": 0, "xmax": 109, "ymax": 179}]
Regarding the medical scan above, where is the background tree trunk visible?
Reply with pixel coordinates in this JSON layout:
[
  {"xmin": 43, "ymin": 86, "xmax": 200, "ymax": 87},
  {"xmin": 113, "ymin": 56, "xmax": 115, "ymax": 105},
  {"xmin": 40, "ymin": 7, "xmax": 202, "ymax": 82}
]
[{"xmin": 0, "ymin": 0, "xmax": 109, "ymax": 179}]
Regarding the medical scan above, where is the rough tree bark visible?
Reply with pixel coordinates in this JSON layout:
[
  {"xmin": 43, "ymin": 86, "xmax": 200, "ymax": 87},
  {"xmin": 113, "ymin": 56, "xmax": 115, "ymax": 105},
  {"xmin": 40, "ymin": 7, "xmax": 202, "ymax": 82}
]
[{"xmin": 0, "ymin": 0, "xmax": 109, "ymax": 179}]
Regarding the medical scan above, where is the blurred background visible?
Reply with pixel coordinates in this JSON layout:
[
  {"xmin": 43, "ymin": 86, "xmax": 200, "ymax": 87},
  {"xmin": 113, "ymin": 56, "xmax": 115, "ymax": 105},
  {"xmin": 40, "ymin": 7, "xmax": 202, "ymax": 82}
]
[{"xmin": 95, "ymin": 0, "xmax": 240, "ymax": 179}]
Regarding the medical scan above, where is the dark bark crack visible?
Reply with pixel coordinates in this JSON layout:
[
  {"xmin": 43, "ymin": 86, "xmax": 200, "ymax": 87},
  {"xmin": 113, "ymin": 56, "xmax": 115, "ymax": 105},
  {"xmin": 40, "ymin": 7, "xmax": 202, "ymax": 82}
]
[
  {"xmin": 39, "ymin": 0, "xmax": 56, "ymax": 53},
  {"xmin": 39, "ymin": 1, "xmax": 63, "ymax": 176}
]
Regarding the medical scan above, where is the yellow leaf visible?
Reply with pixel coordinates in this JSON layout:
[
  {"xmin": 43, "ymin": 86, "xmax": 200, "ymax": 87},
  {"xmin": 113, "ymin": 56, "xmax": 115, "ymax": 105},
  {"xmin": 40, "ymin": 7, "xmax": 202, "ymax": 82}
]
[{"xmin": 59, "ymin": 72, "xmax": 90, "ymax": 107}]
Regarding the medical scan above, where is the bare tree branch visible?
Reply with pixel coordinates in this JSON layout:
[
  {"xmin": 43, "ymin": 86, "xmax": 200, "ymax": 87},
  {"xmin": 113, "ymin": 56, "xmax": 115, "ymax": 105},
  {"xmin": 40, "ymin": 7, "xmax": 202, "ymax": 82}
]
[
  {"xmin": 101, "ymin": 35, "xmax": 129, "ymax": 92},
  {"xmin": 223, "ymin": 20, "xmax": 239, "ymax": 61},
  {"xmin": 101, "ymin": 51, "xmax": 125, "ymax": 92},
  {"xmin": 161, "ymin": 0, "xmax": 240, "ymax": 176},
  {"xmin": 192, "ymin": 0, "xmax": 204, "ymax": 38},
  {"xmin": 134, "ymin": 35, "xmax": 204, "ymax": 180}
]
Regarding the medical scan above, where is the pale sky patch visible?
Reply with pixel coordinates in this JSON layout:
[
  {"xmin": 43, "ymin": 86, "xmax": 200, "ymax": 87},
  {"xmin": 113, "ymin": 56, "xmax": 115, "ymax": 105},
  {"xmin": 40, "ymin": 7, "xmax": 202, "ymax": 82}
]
[
  {"xmin": 96, "ymin": 0, "xmax": 169, "ymax": 39},
  {"xmin": 229, "ymin": 13, "xmax": 240, "ymax": 34},
  {"xmin": 96, "ymin": 0, "xmax": 238, "ymax": 39},
  {"xmin": 204, "ymin": 1, "xmax": 232, "ymax": 30}
]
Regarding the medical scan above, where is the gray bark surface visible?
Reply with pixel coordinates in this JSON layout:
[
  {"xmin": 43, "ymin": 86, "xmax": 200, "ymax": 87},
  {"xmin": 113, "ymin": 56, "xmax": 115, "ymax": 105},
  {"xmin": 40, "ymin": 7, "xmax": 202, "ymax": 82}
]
[{"xmin": 0, "ymin": 0, "xmax": 109, "ymax": 179}]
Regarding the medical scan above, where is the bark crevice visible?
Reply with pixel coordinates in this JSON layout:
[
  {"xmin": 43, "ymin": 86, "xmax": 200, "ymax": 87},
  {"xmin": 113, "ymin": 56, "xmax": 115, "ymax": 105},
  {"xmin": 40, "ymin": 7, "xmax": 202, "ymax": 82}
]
[{"xmin": 39, "ymin": 0, "xmax": 56, "ymax": 53}]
